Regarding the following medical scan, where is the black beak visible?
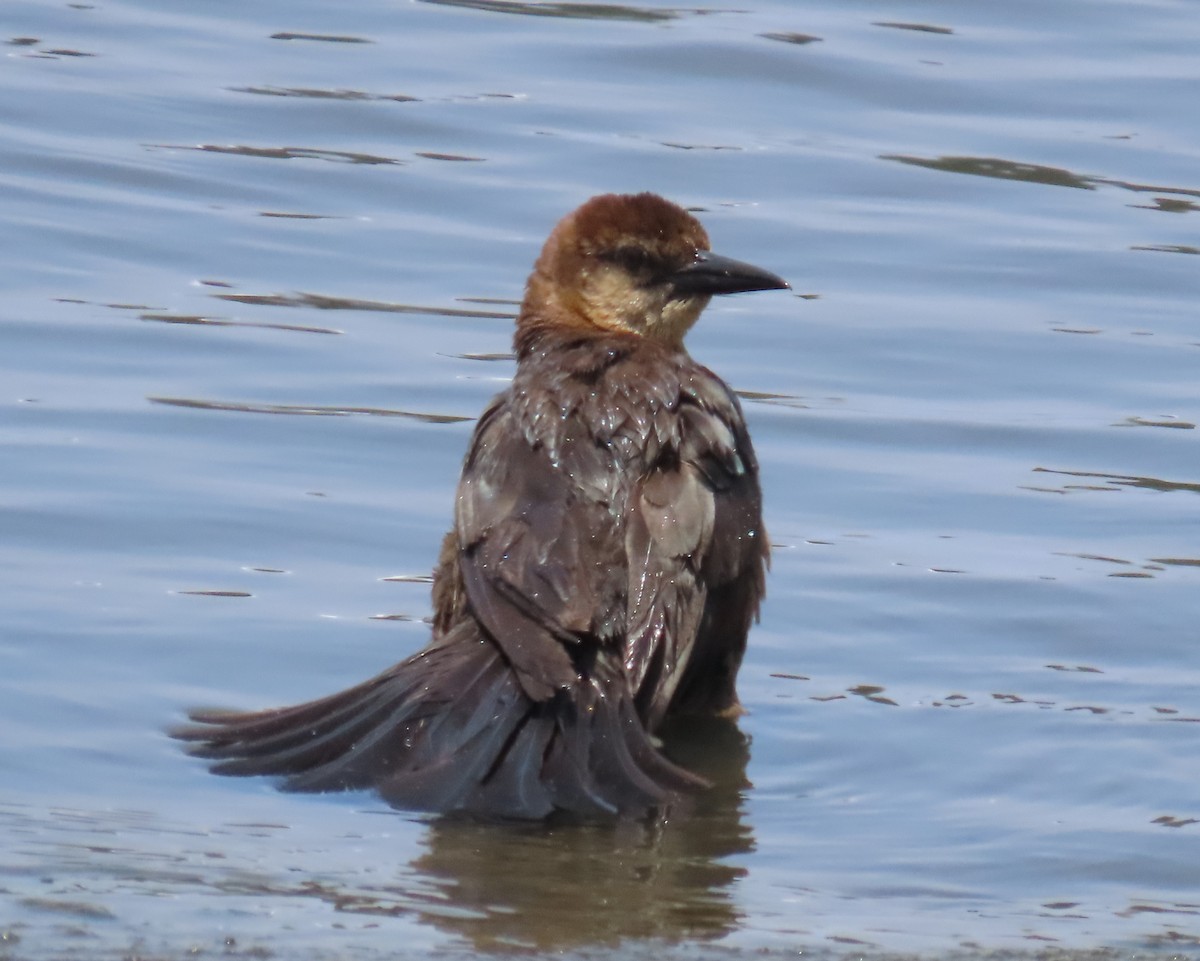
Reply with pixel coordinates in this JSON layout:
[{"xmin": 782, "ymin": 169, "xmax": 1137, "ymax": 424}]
[{"xmin": 669, "ymin": 250, "xmax": 790, "ymax": 298}]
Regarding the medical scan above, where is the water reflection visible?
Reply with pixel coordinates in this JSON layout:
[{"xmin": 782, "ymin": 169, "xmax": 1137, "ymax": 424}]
[
  {"xmin": 882, "ymin": 154, "xmax": 1096, "ymax": 190},
  {"xmin": 0, "ymin": 723, "xmax": 752, "ymax": 954},
  {"xmin": 417, "ymin": 0, "xmax": 683, "ymax": 23},
  {"xmin": 147, "ymin": 395, "xmax": 473, "ymax": 423},
  {"xmin": 410, "ymin": 718, "xmax": 753, "ymax": 950},
  {"xmin": 760, "ymin": 32, "xmax": 823, "ymax": 46},
  {"xmin": 269, "ymin": 32, "xmax": 373, "ymax": 44},
  {"xmin": 211, "ymin": 290, "xmax": 516, "ymax": 319},
  {"xmin": 872, "ymin": 21, "xmax": 954, "ymax": 35},
  {"xmin": 145, "ymin": 143, "xmax": 405, "ymax": 165},
  {"xmin": 230, "ymin": 86, "xmax": 421, "ymax": 102},
  {"xmin": 882, "ymin": 152, "xmax": 1200, "ymax": 201},
  {"xmin": 139, "ymin": 312, "xmax": 343, "ymax": 335},
  {"xmin": 1130, "ymin": 243, "xmax": 1200, "ymax": 256},
  {"xmin": 1030, "ymin": 467, "xmax": 1200, "ymax": 495}
]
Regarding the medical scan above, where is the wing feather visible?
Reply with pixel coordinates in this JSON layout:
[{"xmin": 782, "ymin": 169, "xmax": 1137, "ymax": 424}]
[
  {"xmin": 623, "ymin": 377, "xmax": 768, "ymax": 726},
  {"xmin": 454, "ymin": 402, "xmax": 624, "ymax": 702}
]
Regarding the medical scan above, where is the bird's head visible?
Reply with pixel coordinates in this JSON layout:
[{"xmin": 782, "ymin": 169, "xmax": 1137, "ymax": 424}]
[{"xmin": 520, "ymin": 193, "xmax": 789, "ymax": 348}]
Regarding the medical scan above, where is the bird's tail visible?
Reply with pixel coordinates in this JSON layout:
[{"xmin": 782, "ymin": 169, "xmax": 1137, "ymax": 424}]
[{"xmin": 172, "ymin": 621, "xmax": 706, "ymax": 820}]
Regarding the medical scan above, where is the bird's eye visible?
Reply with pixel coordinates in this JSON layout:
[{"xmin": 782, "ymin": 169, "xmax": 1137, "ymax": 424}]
[{"xmin": 603, "ymin": 245, "xmax": 657, "ymax": 274}]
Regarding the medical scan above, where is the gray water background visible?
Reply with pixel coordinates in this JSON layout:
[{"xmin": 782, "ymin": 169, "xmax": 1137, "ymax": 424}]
[{"xmin": 2, "ymin": 0, "xmax": 1198, "ymax": 957}]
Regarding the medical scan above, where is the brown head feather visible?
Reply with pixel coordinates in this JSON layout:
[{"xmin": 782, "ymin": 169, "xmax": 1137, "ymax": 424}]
[{"xmin": 517, "ymin": 193, "xmax": 715, "ymax": 351}]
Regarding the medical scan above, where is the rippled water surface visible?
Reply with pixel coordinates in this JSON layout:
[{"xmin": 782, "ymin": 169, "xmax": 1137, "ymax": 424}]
[{"xmin": 2, "ymin": 0, "xmax": 1198, "ymax": 958}]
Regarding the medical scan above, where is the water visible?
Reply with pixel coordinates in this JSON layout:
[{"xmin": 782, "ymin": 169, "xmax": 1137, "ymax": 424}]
[{"xmin": 2, "ymin": 0, "xmax": 1198, "ymax": 957}]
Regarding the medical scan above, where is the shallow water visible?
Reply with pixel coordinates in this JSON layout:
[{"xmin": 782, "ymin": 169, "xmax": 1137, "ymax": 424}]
[{"xmin": 2, "ymin": 0, "xmax": 1199, "ymax": 958}]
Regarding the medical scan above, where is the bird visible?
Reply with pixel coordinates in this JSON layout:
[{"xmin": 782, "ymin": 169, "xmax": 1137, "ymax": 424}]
[{"xmin": 174, "ymin": 192, "xmax": 790, "ymax": 820}]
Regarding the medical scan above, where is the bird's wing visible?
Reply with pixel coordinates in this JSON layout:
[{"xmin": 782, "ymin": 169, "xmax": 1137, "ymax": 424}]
[
  {"xmin": 455, "ymin": 400, "xmax": 624, "ymax": 703},
  {"xmin": 624, "ymin": 376, "xmax": 768, "ymax": 727}
]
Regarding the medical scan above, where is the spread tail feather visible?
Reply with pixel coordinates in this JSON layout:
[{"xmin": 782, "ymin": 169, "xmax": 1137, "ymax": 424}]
[{"xmin": 172, "ymin": 622, "xmax": 706, "ymax": 820}]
